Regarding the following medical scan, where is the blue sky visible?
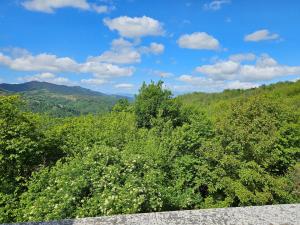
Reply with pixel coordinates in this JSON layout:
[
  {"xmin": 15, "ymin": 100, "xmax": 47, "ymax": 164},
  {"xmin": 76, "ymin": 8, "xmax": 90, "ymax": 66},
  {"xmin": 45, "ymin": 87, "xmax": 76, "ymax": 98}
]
[{"xmin": 0, "ymin": 0, "xmax": 299, "ymax": 94}]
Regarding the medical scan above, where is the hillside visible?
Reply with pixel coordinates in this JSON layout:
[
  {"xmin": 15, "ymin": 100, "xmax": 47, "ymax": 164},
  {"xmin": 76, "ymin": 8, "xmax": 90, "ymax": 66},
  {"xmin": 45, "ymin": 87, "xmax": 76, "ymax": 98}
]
[
  {"xmin": 178, "ymin": 80, "xmax": 300, "ymax": 117},
  {"xmin": 0, "ymin": 81, "xmax": 130, "ymax": 117},
  {"xmin": 1, "ymin": 80, "xmax": 299, "ymax": 223}
]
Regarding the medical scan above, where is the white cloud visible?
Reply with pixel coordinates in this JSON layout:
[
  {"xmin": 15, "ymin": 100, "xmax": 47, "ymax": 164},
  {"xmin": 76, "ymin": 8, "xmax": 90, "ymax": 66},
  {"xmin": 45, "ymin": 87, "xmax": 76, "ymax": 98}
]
[
  {"xmin": 18, "ymin": 72, "xmax": 73, "ymax": 85},
  {"xmin": 196, "ymin": 54, "xmax": 300, "ymax": 82},
  {"xmin": 177, "ymin": 74, "xmax": 258, "ymax": 92},
  {"xmin": 0, "ymin": 47, "xmax": 31, "ymax": 58},
  {"xmin": 139, "ymin": 42, "xmax": 165, "ymax": 55},
  {"xmin": 22, "ymin": 0, "xmax": 89, "ymax": 13},
  {"xmin": 22, "ymin": 0, "xmax": 112, "ymax": 14},
  {"xmin": 111, "ymin": 38, "xmax": 133, "ymax": 49},
  {"xmin": 89, "ymin": 49, "xmax": 140, "ymax": 65},
  {"xmin": 197, "ymin": 60, "xmax": 241, "ymax": 80},
  {"xmin": 91, "ymin": 4, "xmax": 109, "ymax": 13},
  {"xmin": 0, "ymin": 50, "xmax": 135, "ymax": 78},
  {"xmin": 0, "ymin": 53, "xmax": 12, "ymax": 65},
  {"xmin": 88, "ymin": 38, "xmax": 141, "ymax": 65},
  {"xmin": 103, "ymin": 16, "xmax": 164, "ymax": 38},
  {"xmin": 81, "ymin": 78, "xmax": 107, "ymax": 85},
  {"xmin": 177, "ymin": 32, "xmax": 220, "ymax": 50},
  {"xmin": 256, "ymin": 54, "xmax": 277, "ymax": 67},
  {"xmin": 244, "ymin": 29, "xmax": 280, "ymax": 42},
  {"xmin": 80, "ymin": 62, "xmax": 134, "ymax": 78},
  {"xmin": 225, "ymin": 80, "xmax": 259, "ymax": 89},
  {"xmin": 203, "ymin": 0, "xmax": 231, "ymax": 11},
  {"xmin": 0, "ymin": 52, "xmax": 79, "ymax": 72},
  {"xmin": 152, "ymin": 70, "xmax": 173, "ymax": 78},
  {"xmin": 229, "ymin": 53, "xmax": 256, "ymax": 62},
  {"xmin": 88, "ymin": 39, "xmax": 164, "ymax": 65},
  {"xmin": 148, "ymin": 43, "xmax": 164, "ymax": 54},
  {"xmin": 114, "ymin": 83, "xmax": 134, "ymax": 90},
  {"xmin": 178, "ymin": 74, "xmax": 221, "ymax": 86},
  {"xmin": 29, "ymin": 72, "xmax": 56, "ymax": 79}
]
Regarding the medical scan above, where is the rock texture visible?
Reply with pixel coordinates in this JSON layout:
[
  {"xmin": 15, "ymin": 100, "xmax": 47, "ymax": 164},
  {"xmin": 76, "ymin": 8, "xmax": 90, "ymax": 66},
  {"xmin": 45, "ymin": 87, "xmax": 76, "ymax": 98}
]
[{"xmin": 4, "ymin": 204, "xmax": 300, "ymax": 225}]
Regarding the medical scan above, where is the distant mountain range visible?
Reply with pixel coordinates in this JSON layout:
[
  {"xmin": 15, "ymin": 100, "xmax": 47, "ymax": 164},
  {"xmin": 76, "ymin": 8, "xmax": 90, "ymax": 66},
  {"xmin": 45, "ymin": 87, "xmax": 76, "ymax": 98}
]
[
  {"xmin": 0, "ymin": 81, "xmax": 126, "ymax": 97},
  {"xmin": 0, "ymin": 81, "xmax": 131, "ymax": 117}
]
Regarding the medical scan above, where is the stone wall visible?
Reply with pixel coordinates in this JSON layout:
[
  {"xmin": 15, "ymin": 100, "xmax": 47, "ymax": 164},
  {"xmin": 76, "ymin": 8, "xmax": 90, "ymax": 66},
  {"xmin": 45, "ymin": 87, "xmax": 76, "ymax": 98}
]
[{"xmin": 4, "ymin": 204, "xmax": 300, "ymax": 225}]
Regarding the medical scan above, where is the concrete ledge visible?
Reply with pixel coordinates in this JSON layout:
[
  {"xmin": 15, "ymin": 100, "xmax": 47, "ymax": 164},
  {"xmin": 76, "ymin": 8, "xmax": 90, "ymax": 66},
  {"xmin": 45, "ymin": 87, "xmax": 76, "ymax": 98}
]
[{"xmin": 4, "ymin": 204, "xmax": 300, "ymax": 225}]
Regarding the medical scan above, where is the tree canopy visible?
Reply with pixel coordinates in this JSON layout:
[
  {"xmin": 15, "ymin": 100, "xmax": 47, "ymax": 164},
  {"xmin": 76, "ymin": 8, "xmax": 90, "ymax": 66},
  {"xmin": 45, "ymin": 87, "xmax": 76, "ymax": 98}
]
[{"xmin": 0, "ymin": 80, "xmax": 299, "ymax": 223}]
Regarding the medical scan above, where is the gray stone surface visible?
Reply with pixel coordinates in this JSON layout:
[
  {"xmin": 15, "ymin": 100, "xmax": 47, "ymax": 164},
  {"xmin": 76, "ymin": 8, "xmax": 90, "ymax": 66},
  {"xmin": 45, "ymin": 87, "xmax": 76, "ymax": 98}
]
[{"xmin": 4, "ymin": 204, "xmax": 300, "ymax": 225}]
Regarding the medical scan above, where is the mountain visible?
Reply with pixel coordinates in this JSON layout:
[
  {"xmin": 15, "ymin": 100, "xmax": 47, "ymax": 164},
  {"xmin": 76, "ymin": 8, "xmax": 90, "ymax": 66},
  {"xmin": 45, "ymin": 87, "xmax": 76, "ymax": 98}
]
[
  {"xmin": 0, "ymin": 81, "xmax": 131, "ymax": 117},
  {"xmin": 0, "ymin": 81, "xmax": 109, "ymax": 96}
]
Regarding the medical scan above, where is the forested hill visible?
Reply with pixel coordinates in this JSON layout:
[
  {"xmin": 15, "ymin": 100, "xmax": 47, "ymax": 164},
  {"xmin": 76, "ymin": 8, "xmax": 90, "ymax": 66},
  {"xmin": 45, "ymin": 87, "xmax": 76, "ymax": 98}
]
[
  {"xmin": 0, "ymin": 81, "xmax": 128, "ymax": 97},
  {"xmin": 178, "ymin": 80, "xmax": 300, "ymax": 116},
  {"xmin": 1, "ymin": 80, "xmax": 299, "ymax": 118},
  {"xmin": 0, "ymin": 81, "xmax": 130, "ymax": 117},
  {"xmin": 0, "ymin": 80, "xmax": 299, "ymax": 223}
]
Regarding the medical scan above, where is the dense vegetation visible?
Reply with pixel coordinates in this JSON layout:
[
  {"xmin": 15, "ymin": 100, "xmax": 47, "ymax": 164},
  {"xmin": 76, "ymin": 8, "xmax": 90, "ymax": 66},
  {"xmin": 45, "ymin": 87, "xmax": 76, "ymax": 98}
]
[
  {"xmin": 0, "ymin": 81, "xmax": 129, "ymax": 117},
  {"xmin": 0, "ymin": 80, "xmax": 299, "ymax": 223}
]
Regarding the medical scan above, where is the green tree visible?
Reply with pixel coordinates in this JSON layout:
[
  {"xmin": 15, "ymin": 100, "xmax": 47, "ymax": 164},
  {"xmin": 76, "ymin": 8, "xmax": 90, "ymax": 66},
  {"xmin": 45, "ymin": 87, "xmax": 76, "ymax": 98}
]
[
  {"xmin": 0, "ymin": 96, "xmax": 43, "ymax": 192},
  {"xmin": 196, "ymin": 96, "xmax": 300, "ymax": 207},
  {"xmin": 0, "ymin": 96, "xmax": 44, "ymax": 222},
  {"xmin": 134, "ymin": 81, "xmax": 182, "ymax": 128},
  {"xmin": 112, "ymin": 99, "xmax": 132, "ymax": 112},
  {"xmin": 17, "ymin": 145, "xmax": 164, "ymax": 221}
]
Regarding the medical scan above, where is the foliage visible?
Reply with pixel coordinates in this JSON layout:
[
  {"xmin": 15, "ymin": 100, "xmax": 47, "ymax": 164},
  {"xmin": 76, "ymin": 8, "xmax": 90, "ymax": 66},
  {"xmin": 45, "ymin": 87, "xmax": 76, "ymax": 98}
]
[
  {"xmin": 135, "ymin": 81, "xmax": 182, "ymax": 128},
  {"xmin": 112, "ymin": 99, "xmax": 132, "ymax": 113},
  {"xmin": 195, "ymin": 96, "xmax": 299, "ymax": 207},
  {"xmin": 178, "ymin": 80, "xmax": 300, "ymax": 120},
  {"xmin": 0, "ymin": 96, "xmax": 65, "ymax": 223},
  {"xmin": 17, "ymin": 145, "xmax": 165, "ymax": 221},
  {"xmin": 0, "ymin": 96, "xmax": 43, "ymax": 193},
  {"xmin": 0, "ymin": 80, "xmax": 299, "ymax": 223},
  {"xmin": 0, "ymin": 81, "xmax": 131, "ymax": 117}
]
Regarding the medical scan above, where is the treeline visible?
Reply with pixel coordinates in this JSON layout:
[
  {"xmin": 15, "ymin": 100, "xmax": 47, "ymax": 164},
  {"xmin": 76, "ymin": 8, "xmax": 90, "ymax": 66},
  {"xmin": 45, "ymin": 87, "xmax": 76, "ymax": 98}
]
[{"xmin": 0, "ymin": 81, "xmax": 299, "ymax": 222}]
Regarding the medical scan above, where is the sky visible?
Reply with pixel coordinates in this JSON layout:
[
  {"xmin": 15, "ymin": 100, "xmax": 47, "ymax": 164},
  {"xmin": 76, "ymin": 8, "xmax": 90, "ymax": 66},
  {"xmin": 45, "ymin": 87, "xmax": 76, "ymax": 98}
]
[{"xmin": 0, "ymin": 0, "xmax": 300, "ymax": 94}]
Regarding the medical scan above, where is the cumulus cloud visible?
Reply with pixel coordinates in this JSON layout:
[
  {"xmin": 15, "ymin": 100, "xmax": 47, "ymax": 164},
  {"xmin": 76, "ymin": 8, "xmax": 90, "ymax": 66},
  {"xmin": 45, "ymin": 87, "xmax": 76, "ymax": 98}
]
[
  {"xmin": 22, "ymin": 0, "xmax": 112, "ymax": 13},
  {"xmin": 139, "ymin": 42, "xmax": 165, "ymax": 55},
  {"xmin": 177, "ymin": 74, "xmax": 258, "ymax": 92},
  {"xmin": 103, "ymin": 16, "xmax": 164, "ymax": 38},
  {"xmin": 244, "ymin": 29, "xmax": 280, "ymax": 42},
  {"xmin": 81, "ymin": 78, "xmax": 107, "ymax": 85},
  {"xmin": 203, "ymin": 0, "xmax": 231, "ymax": 11},
  {"xmin": 0, "ymin": 47, "xmax": 31, "ymax": 58},
  {"xmin": 114, "ymin": 83, "xmax": 134, "ymax": 90},
  {"xmin": 177, "ymin": 32, "xmax": 220, "ymax": 50},
  {"xmin": 0, "ymin": 52, "xmax": 79, "ymax": 72},
  {"xmin": 89, "ymin": 49, "xmax": 140, "ymax": 65},
  {"xmin": 79, "ymin": 62, "xmax": 134, "ymax": 78},
  {"xmin": 229, "ymin": 53, "xmax": 256, "ymax": 62},
  {"xmin": 88, "ymin": 39, "xmax": 164, "ymax": 65},
  {"xmin": 0, "ymin": 49, "xmax": 135, "ymax": 78},
  {"xmin": 148, "ymin": 43, "xmax": 165, "ymax": 54},
  {"xmin": 18, "ymin": 72, "xmax": 73, "ymax": 85},
  {"xmin": 175, "ymin": 53, "xmax": 300, "ymax": 93},
  {"xmin": 88, "ymin": 38, "xmax": 141, "ymax": 65},
  {"xmin": 196, "ymin": 54, "xmax": 300, "ymax": 82},
  {"xmin": 197, "ymin": 60, "xmax": 241, "ymax": 80}
]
